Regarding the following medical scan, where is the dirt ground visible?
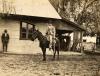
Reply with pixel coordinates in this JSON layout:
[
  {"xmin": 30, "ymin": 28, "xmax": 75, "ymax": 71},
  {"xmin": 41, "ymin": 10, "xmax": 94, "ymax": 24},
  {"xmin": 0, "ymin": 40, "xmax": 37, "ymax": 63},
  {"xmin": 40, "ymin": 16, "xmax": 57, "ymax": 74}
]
[{"xmin": 0, "ymin": 51, "xmax": 100, "ymax": 76}]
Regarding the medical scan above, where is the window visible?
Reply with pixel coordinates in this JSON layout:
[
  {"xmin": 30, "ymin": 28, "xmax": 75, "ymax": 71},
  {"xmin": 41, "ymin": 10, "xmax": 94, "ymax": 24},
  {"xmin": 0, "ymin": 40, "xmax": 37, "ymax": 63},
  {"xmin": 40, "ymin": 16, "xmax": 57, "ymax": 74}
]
[
  {"xmin": 20, "ymin": 22, "xmax": 34, "ymax": 40},
  {"xmin": 96, "ymin": 36, "xmax": 100, "ymax": 45},
  {"xmin": 83, "ymin": 39, "xmax": 86, "ymax": 42}
]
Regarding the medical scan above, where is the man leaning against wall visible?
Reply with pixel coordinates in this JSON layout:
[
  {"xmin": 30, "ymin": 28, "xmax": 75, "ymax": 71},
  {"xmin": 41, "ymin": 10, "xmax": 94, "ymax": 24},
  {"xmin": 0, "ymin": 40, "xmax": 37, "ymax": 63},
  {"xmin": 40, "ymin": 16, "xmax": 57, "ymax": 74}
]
[{"xmin": 1, "ymin": 29, "xmax": 10, "ymax": 52}]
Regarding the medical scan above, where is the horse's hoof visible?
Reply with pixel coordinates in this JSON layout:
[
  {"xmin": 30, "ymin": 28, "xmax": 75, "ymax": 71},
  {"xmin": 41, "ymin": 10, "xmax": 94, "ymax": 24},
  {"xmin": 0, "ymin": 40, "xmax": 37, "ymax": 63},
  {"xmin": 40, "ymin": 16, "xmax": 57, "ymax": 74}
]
[{"xmin": 42, "ymin": 59, "xmax": 46, "ymax": 61}]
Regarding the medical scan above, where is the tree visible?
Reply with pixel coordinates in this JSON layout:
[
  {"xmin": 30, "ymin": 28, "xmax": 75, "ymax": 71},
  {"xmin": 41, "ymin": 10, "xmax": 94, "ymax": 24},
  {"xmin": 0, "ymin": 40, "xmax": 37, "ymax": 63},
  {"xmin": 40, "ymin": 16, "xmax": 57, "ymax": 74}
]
[
  {"xmin": 1, "ymin": 0, "xmax": 16, "ymax": 16},
  {"xmin": 49, "ymin": 0, "xmax": 100, "ymax": 33}
]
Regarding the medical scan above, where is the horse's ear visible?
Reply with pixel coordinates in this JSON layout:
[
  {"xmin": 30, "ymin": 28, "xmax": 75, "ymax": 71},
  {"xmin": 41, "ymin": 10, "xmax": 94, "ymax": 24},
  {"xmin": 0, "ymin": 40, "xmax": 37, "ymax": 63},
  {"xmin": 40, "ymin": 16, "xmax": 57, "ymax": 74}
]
[
  {"xmin": 35, "ymin": 27, "xmax": 39, "ymax": 31},
  {"xmin": 31, "ymin": 35, "xmax": 34, "ymax": 41}
]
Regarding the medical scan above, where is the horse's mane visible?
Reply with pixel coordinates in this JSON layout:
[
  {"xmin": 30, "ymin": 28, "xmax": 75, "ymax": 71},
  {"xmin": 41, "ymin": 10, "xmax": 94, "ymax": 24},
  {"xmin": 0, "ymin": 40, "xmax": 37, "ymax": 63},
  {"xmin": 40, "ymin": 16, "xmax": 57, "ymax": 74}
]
[
  {"xmin": 36, "ymin": 30, "xmax": 43, "ymax": 36},
  {"xmin": 35, "ymin": 29, "xmax": 47, "ymax": 40}
]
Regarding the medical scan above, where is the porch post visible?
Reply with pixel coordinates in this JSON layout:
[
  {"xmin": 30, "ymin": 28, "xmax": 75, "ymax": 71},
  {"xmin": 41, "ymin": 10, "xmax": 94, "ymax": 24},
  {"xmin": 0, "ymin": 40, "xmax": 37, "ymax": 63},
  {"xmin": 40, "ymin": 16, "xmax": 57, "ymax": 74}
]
[
  {"xmin": 80, "ymin": 31, "xmax": 84, "ymax": 53},
  {"xmin": 72, "ymin": 31, "xmax": 78, "ymax": 51}
]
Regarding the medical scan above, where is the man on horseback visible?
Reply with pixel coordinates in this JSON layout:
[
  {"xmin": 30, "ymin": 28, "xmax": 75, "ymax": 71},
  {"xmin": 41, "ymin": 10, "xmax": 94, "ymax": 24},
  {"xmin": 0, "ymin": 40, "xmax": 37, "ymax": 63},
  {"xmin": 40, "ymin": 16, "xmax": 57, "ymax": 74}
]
[
  {"xmin": 31, "ymin": 23, "xmax": 60, "ymax": 61},
  {"xmin": 46, "ymin": 21, "xmax": 56, "ymax": 50}
]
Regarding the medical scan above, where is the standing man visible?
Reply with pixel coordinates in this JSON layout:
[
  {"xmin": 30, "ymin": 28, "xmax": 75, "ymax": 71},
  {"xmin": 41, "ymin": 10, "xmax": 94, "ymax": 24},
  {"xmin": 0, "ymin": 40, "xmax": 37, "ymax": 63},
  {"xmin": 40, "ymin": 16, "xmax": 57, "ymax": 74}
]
[
  {"xmin": 1, "ymin": 29, "xmax": 9, "ymax": 52},
  {"xmin": 46, "ymin": 21, "xmax": 56, "ymax": 50}
]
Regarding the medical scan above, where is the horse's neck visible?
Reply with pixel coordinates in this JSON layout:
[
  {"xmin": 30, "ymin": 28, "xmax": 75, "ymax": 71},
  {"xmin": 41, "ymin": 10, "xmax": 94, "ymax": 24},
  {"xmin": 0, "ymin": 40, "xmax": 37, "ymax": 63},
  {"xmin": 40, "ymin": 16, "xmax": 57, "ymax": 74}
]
[{"xmin": 37, "ymin": 31, "xmax": 46, "ymax": 42}]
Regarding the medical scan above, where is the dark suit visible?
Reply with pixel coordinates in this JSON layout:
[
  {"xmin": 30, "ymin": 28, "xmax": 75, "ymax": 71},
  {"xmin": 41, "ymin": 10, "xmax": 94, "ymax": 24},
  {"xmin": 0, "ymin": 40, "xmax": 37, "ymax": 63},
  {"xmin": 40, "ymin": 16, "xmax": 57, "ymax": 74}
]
[{"xmin": 1, "ymin": 33, "xmax": 9, "ymax": 52}]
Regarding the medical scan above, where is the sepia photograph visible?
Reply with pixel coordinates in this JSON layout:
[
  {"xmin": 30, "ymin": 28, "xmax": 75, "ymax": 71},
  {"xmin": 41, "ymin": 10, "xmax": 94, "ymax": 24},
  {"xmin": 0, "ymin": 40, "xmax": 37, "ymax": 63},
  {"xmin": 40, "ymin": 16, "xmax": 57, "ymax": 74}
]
[{"xmin": 0, "ymin": 0, "xmax": 100, "ymax": 76}]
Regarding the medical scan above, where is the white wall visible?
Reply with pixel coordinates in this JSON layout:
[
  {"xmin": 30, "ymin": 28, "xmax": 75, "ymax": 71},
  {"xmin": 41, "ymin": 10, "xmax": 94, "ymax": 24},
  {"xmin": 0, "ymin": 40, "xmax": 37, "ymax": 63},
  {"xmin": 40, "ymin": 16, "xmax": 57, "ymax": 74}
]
[
  {"xmin": 35, "ymin": 23, "xmax": 48, "ymax": 35},
  {"xmin": 83, "ymin": 36, "xmax": 96, "ymax": 43}
]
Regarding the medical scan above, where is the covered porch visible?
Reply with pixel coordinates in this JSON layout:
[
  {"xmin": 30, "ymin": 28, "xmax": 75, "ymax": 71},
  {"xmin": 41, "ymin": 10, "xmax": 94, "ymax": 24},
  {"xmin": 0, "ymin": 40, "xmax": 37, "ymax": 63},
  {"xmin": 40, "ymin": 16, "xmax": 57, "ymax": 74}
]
[{"xmin": 53, "ymin": 19, "xmax": 85, "ymax": 52}]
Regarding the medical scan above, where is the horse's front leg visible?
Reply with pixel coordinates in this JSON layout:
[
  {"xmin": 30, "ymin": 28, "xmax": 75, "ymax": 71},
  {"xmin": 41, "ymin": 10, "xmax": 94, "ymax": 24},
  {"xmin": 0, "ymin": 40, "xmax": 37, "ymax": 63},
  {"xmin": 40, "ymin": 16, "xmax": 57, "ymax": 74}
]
[{"xmin": 41, "ymin": 47, "xmax": 46, "ymax": 61}]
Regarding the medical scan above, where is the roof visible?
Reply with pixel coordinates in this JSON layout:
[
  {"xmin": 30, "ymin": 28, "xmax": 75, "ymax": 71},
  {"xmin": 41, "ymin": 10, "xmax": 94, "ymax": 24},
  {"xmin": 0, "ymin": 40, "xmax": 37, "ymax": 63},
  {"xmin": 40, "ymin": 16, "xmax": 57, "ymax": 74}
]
[
  {"xmin": 0, "ymin": 0, "xmax": 85, "ymax": 32},
  {"xmin": 0, "ymin": 0, "xmax": 61, "ymax": 19},
  {"xmin": 55, "ymin": 20, "xmax": 77, "ymax": 31},
  {"xmin": 61, "ymin": 18, "xmax": 86, "ymax": 31},
  {"xmin": 53, "ymin": 19, "xmax": 86, "ymax": 33}
]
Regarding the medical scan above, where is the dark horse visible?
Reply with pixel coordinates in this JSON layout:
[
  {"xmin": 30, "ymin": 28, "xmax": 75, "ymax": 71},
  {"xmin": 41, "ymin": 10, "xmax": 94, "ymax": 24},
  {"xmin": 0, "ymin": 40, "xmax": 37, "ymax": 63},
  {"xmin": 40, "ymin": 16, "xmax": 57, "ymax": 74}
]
[{"xmin": 31, "ymin": 29, "xmax": 60, "ymax": 61}]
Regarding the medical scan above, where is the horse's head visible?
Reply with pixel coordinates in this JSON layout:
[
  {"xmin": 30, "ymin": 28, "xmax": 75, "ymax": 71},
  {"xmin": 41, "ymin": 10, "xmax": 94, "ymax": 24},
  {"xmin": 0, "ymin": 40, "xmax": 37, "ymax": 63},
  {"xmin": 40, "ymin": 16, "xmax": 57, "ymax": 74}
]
[
  {"xmin": 31, "ymin": 29, "xmax": 38, "ymax": 41},
  {"xmin": 31, "ymin": 29, "xmax": 45, "ymax": 42}
]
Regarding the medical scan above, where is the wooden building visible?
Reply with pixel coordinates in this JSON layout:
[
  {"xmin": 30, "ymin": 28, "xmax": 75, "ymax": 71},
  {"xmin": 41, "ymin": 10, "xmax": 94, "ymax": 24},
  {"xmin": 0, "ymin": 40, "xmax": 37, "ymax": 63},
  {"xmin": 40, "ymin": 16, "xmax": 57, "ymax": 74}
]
[{"xmin": 0, "ymin": 0, "xmax": 85, "ymax": 53}]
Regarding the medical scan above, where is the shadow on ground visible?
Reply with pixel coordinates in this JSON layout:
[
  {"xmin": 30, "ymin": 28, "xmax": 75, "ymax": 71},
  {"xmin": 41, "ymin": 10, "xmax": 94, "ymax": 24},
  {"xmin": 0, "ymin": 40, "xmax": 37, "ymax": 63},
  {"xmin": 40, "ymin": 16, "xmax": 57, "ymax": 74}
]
[
  {"xmin": 0, "ymin": 52, "xmax": 100, "ymax": 62},
  {"xmin": 84, "ymin": 51, "xmax": 100, "ymax": 56}
]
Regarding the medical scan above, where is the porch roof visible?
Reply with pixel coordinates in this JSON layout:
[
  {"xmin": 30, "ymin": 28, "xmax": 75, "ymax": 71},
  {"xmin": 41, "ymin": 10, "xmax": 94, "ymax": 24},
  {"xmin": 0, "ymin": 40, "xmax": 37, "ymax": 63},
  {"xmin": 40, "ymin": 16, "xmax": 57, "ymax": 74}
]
[
  {"xmin": 61, "ymin": 18, "xmax": 86, "ymax": 31},
  {"xmin": 54, "ymin": 19, "xmax": 86, "ymax": 33}
]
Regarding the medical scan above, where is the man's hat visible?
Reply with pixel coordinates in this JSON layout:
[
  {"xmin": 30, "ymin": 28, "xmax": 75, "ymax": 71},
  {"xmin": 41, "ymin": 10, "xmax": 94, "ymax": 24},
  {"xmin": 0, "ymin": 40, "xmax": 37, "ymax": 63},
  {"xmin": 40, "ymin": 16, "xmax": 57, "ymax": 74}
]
[{"xmin": 4, "ymin": 29, "xmax": 7, "ymax": 33}]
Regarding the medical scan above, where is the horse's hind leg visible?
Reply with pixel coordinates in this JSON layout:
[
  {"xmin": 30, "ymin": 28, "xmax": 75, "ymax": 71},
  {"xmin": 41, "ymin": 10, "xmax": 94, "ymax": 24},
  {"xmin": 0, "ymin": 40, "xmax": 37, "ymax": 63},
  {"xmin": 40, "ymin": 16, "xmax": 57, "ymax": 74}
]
[
  {"xmin": 57, "ymin": 50, "xmax": 59, "ymax": 60},
  {"xmin": 41, "ymin": 47, "xmax": 46, "ymax": 61},
  {"xmin": 57, "ymin": 43, "xmax": 60, "ymax": 60}
]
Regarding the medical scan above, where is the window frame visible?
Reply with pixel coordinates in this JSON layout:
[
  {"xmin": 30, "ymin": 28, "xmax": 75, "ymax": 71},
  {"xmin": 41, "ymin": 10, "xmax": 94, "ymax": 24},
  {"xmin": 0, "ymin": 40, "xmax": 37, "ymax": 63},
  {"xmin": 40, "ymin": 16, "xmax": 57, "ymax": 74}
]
[{"xmin": 20, "ymin": 21, "xmax": 33, "ymax": 40}]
